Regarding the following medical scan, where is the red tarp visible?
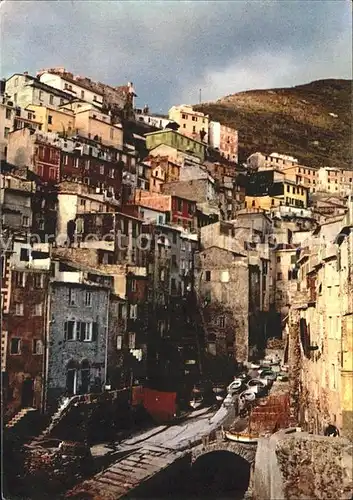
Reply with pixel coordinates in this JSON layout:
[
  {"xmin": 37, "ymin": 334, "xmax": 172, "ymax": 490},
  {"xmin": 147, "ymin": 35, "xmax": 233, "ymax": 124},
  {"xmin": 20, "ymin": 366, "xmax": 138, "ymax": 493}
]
[{"xmin": 131, "ymin": 386, "xmax": 177, "ymax": 422}]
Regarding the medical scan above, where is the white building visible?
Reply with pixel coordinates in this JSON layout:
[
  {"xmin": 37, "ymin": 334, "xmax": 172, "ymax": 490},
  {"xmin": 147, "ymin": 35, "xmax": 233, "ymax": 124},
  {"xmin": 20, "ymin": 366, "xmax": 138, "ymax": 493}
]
[{"xmin": 38, "ymin": 70, "xmax": 104, "ymax": 109}]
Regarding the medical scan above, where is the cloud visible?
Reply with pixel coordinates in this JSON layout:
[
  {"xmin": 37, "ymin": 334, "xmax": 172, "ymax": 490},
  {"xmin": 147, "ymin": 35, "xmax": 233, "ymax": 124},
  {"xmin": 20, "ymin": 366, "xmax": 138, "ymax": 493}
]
[{"xmin": 0, "ymin": 0, "xmax": 351, "ymax": 111}]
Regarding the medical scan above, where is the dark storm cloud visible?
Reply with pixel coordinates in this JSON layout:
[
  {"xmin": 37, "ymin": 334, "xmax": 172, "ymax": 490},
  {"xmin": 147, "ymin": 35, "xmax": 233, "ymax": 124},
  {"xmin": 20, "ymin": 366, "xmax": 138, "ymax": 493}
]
[{"xmin": 0, "ymin": 0, "xmax": 351, "ymax": 111}]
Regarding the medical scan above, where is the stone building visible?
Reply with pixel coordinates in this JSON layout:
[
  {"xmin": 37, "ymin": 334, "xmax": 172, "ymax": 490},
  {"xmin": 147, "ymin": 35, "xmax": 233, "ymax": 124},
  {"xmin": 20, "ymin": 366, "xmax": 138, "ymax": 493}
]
[
  {"xmin": 287, "ymin": 208, "xmax": 353, "ymax": 438},
  {"xmin": 195, "ymin": 245, "xmax": 249, "ymax": 363},
  {"xmin": 46, "ymin": 261, "xmax": 112, "ymax": 410}
]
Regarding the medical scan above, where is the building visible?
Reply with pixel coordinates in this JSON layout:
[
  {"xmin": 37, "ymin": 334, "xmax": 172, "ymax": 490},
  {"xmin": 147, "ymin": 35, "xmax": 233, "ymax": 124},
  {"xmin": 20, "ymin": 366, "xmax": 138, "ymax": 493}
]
[
  {"xmin": 247, "ymin": 152, "xmax": 319, "ymax": 194},
  {"xmin": 145, "ymin": 129, "xmax": 206, "ymax": 163},
  {"xmin": 27, "ymin": 104, "xmax": 75, "ymax": 135},
  {"xmin": 45, "ymin": 261, "xmax": 112, "ymax": 410},
  {"xmin": 134, "ymin": 107, "xmax": 179, "ymax": 131},
  {"xmin": 168, "ymin": 105, "xmax": 209, "ymax": 143},
  {"xmin": 195, "ymin": 246, "xmax": 249, "ymax": 363},
  {"xmin": 132, "ymin": 190, "xmax": 197, "ymax": 232},
  {"xmin": 317, "ymin": 167, "xmax": 353, "ymax": 197},
  {"xmin": 77, "ymin": 211, "xmax": 145, "ymax": 266},
  {"xmin": 7, "ymin": 128, "xmax": 61, "ymax": 183},
  {"xmin": 287, "ymin": 209, "xmax": 353, "ymax": 439},
  {"xmin": 208, "ymin": 122, "xmax": 238, "ymax": 163},
  {"xmin": 144, "ymin": 156, "xmax": 180, "ymax": 193},
  {"xmin": 0, "ymin": 170, "xmax": 35, "ymax": 233},
  {"xmin": 245, "ymin": 170, "xmax": 309, "ymax": 211},
  {"xmin": 64, "ymin": 103, "xmax": 124, "ymax": 148},
  {"xmin": 38, "ymin": 68, "xmax": 136, "ymax": 118},
  {"xmin": 4, "ymin": 241, "xmax": 51, "ymax": 417},
  {"xmin": 5, "ymin": 73, "xmax": 74, "ymax": 110}
]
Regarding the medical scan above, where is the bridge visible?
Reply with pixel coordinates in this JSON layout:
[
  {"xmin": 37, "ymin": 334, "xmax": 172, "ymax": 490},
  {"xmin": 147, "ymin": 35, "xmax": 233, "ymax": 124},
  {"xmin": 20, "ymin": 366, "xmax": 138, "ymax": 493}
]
[
  {"xmin": 65, "ymin": 409, "xmax": 257, "ymax": 499},
  {"xmin": 191, "ymin": 430, "xmax": 257, "ymax": 464}
]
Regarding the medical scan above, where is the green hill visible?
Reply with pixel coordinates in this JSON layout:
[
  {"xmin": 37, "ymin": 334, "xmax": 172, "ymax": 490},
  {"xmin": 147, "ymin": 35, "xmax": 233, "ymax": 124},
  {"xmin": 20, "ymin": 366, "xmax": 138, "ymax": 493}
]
[{"xmin": 195, "ymin": 79, "xmax": 352, "ymax": 169}]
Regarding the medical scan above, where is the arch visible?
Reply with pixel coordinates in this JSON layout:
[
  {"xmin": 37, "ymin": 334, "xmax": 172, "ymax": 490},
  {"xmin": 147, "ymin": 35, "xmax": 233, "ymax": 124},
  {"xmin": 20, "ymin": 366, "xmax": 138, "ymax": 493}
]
[
  {"xmin": 190, "ymin": 449, "xmax": 252, "ymax": 497},
  {"xmin": 192, "ymin": 440, "xmax": 256, "ymax": 465}
]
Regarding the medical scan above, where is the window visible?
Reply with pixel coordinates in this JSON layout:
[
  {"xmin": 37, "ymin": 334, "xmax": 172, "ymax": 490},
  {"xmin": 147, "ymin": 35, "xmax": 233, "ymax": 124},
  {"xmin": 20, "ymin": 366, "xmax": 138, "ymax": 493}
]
[
  {"xmin": 118, "ymin": 303, "xmax": 126, "ymax": 319},
  {"xmin": 277, "ymin": 256, "xmax": 281, "ymax": 263},
  {"xmin": 219, "ymin": 316, "xmax": 225, "ymax": 328},
  {"xmin": 48, "ymin": 115, "xmax": 53, "ymax": 125},
  {"xmin": 14, "ymin": 271, "xmax": 25, "ymax": 287},
  {"xmin": 4, "ymin": 127, "xmax": 10, "ymax": 138},
  {"xmin": 110, "ymin": 128, "xmax": 114, "ymax": 140},
  {"xmin": 117, "ymin": 335, "xmax": 123, "ymax": 350},
  {"xmin": 33, "ymin": 339, "xmax": 43, "ymax": 355},
  {"xmin": 74, "ymin": 157, "xmax": 79, "ymax": 168},
  {"xmin": 220, "ymin": 270, "xmax": 229, "ymax": 283},
  {"xmin": 39, "ymin": 90, "xmax": 43, "ymax": 101},
  {"xmin": 85, "ymin": 159, "xmax": 90, "ymax": 170},
  {"xmin": 65, "ymin": 320, "xmax": 76, "ymax": 341},
  {"xmin": 192, "ymin": 125, "xmax": 196, "ymax": 133},
  {"xmin": 109, "ymin": 169, "xmax": 115, "ymax": 178},
  {"xmin": 84, "ymin": 291, "xmax": 92, "ymax": 307},
  {"xmin": 277, "ymin": 272, "xmax": 283, "ymax": 281},
  {"xmin": 33, "ymin": 274, "xmax": 43, "ymax": 288},
  {"xmin": 131, "ymin": 280, "xmax": 137, "ymax": 292},
  {"xmin": 78, "ymin": 321, "xmax": 93, "ymax": 342},
  {"xmin": 68, "ymin": 288, "xmax": 77, "ymax": 306},
  {"xmin": 129, "ymin": 333, "xmax": 136, "ymax": 349},
  {"xmin": 205, "ymin": 271, "xmax": 211, "ymax": 281},
  {"xmin": 10, "ymin": 338, "xmax": 21, "ymax": 355},
  {"xmin": 15, "ymin": 303, "xmax": 24, "ymax": 316},
  {"xmin": 60, "ymin": 98, "xmax": 64, "ymax": 106},
  {"xmin": 130, "ymin": 304, "xmax": 137, "ymax": 319},
  {"xmin": 34, "ymin": 303, "xmax": 43, "ymax": 316},
  {"xmin": 81, "ymin": 90, "xmax": 85, "ymax": 99},
  {"xmin": 6, "ymin": 109, "xmax": 11, "ymax": 119},
  {"xmin": 100, "ymin": 165, "xmax": 104, "ymax": 175},
  {"xmin": 49, "ymin": 95, "xmax": 54, "ymax": 105}
]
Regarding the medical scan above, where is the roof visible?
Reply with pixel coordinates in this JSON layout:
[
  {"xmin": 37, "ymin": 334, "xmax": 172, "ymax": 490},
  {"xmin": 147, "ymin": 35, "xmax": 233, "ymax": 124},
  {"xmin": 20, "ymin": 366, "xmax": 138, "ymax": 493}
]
[
  {"xmin": 200, "ymin": 245, "xmax": 247, "ymax": 258},
  {"xmin": 145, "ymin": 128, "xmax": 206, "ymax": 147}
]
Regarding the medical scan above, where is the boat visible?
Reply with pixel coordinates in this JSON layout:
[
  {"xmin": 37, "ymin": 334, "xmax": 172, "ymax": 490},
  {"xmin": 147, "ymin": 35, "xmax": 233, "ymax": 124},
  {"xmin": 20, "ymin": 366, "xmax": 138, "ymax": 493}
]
[
  {"xmin": 223, "ymin": 408, "xmax": 259, "ymax": 444},
  {"xmin": 223, "ymin": 430, "xmax": 259, "ymax": 444},
  {"xmin": 189, "ymin": 387, "xmax": 204, "ymax": 410}
]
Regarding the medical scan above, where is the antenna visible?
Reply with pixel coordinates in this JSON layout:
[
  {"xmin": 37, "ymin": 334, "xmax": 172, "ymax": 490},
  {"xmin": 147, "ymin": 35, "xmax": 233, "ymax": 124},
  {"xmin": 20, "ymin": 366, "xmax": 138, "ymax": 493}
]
[{"xmin": 199, "ymin": 89, "xmax": 202, "ymax": 104}]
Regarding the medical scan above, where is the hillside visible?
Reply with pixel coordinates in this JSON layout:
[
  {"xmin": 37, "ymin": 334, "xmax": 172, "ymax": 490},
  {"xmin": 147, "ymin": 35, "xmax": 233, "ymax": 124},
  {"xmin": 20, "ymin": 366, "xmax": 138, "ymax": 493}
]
[{"xmin": 195, "ymin": 79, "xmax": 352, "ymax": 169}]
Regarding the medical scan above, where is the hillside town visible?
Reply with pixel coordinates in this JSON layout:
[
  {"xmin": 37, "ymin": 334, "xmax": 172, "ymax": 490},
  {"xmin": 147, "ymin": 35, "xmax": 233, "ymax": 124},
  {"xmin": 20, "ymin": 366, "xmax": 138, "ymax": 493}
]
[{"xmin": 1, "ymin": 69, "xmax": 352, "ymax": 498}]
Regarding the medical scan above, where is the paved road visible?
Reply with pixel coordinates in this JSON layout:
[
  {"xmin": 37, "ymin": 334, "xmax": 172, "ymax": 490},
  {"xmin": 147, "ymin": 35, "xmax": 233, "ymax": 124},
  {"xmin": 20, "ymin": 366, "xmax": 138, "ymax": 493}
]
[{"xmin": 115, "ymin": 404, "xmax": 238, "ymax": 452}]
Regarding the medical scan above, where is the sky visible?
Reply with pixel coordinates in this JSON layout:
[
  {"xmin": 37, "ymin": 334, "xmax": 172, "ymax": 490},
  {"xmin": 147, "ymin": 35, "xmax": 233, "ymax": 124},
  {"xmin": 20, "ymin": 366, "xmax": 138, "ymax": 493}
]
[{"xmin": 0, "ymin": 0, "xmax": 351, "ymax": 113}]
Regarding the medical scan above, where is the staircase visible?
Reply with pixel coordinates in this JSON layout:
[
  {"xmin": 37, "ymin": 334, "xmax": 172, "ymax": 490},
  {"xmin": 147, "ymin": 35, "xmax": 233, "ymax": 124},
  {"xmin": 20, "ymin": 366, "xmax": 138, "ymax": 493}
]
[
  {"xmin": 6, "ymin": 407, "xmax": 37, "ymax": 429},
  {"xmin": 30, "ymin": 396, "xmax": 77, "ymax": 445}
]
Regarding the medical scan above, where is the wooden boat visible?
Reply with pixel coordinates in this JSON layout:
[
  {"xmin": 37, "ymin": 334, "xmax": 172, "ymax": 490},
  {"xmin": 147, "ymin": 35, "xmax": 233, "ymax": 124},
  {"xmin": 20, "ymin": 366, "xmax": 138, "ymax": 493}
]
[
  {"xmin": 224, "ymin": 430, "xmax": 259, "ymax": 444},
  {"xmin": 224, "ymin": 407, "xmax": 259, "ymax": 444}
]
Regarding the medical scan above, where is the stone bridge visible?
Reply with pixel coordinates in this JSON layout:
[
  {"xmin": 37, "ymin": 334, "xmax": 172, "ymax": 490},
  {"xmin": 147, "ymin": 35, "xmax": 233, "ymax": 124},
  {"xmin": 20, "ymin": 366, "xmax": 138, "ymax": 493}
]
[{"xmin": 191, "ymin": 430, "xmax": 257, "ymax": 464}]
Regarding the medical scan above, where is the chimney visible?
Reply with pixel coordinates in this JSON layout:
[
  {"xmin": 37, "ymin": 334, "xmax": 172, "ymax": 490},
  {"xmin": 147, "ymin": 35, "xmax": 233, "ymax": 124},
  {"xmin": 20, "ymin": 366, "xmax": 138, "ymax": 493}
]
[{"xmin": 23, "ymin": 71, "xmax": 28, "ymax": 76}]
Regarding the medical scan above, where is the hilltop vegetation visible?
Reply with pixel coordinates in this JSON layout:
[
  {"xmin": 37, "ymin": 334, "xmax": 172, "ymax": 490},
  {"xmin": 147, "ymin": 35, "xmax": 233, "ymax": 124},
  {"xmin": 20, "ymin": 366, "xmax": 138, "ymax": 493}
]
[{"xmin": 195, "ymin": 79, "xmax": 351, "ymax": 169}]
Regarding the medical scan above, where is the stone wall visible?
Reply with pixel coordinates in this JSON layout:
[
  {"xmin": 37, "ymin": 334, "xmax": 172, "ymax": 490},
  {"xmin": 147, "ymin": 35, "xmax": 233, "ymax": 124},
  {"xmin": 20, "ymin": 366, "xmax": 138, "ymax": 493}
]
[{"xmin": 253, "ymin": 430, "xmax": 353, "ymax": 500}]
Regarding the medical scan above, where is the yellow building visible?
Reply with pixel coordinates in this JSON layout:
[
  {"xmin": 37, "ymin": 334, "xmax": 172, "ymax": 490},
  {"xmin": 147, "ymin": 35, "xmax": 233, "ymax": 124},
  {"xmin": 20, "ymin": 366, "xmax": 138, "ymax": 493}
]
[
  {"xmin": 72, "ymin": 104, "xmax": 123, "ymax": 148},
  {"xmin": 27, "ymin": 105, "xmax": 75, "ymax": 135},
  {"xmin": 245, "ymin": 180, "xmax": 309, "ymax": 211},
  {"xmin": 168, "ymin": 104, "xmax": 209, "ymax": 143}
]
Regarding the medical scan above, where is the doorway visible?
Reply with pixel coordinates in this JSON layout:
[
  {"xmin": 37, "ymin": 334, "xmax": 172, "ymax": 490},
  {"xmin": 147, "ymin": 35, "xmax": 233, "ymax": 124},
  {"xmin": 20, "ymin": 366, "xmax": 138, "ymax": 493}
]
[
  {"xmin": 66, "ymin": 360, "xmax": 78, "ymax": 396},
  {"xmin": 21, "ymin": 377, "xmax": 34, "ymax": 408}
]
